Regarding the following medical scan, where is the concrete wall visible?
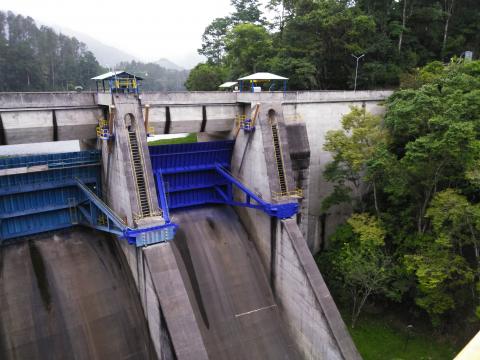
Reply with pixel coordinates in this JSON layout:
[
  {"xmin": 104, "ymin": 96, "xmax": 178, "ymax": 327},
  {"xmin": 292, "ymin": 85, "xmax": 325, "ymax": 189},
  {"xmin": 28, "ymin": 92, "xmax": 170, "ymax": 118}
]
[
  {"xmin": 0, "ymin": 91, "xmax": 96, "ymax": 109},
  {"xmin": 0, "ymin": 108, "xmax": 101, "ymax": 145},
  {"xmin": 231, "ymin": 104, "xmax": 273, "ymax": 273},
  {"xmin": 275, "ymin": 219, "xmax": 361, "ymax": 360},
  {"xmin": 116, "ymin": 240, "xmax": 208, "ymax": 360},
  {"xmin": 0, "ymin": 90, "xmax": 390, "ymax": 252}
]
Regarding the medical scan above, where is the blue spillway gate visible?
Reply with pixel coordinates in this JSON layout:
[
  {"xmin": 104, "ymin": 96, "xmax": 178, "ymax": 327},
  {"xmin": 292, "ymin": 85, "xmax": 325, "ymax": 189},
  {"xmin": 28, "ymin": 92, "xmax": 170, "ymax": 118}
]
[
  {"xmin": 0, "ymin": 151, "xmax": 175, "ymax": 246},
  {"xmin": 0, "ymin": 151, "xmax": 101, "ymax": 242},
  {"xmin": 149, "ymin": 140, "xmax": 298, "ymax": 219}
]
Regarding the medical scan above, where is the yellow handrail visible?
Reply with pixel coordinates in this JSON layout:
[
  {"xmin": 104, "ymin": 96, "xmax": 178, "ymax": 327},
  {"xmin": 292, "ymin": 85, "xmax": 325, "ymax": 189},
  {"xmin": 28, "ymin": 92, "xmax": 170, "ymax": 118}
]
[{"xmin": 272, "ymin": 189, "xmax": 304, "ymax": 200}]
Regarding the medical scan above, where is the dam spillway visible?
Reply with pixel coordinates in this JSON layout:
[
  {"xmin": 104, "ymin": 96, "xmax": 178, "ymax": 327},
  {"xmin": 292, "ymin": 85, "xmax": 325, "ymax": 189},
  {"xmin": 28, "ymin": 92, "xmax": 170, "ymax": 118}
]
[
  {"xmin": 0, "ymin": 228, "xmax": 153, "ymax": 359},
  {"xmin": 0, "ymin": 90, "xmax": 392, "ymax": 359},
  {"xmin": 172, "ymin": 205, "xmax": 300, "ymax": 359}
]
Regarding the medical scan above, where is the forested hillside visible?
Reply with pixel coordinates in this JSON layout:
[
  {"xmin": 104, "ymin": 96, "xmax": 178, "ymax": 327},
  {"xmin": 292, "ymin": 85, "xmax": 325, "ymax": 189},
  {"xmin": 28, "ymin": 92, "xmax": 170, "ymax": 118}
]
[
  {"xmin": 0, "ymin": 11, "xmax": 189, "ymax": 92},
  {"xmin": 0, "ymin": 11, "xmax": 102, "ymax": 91},
  {"xmin": 187, "ymin": 0, "xmax": 480, "ymax": 90}
]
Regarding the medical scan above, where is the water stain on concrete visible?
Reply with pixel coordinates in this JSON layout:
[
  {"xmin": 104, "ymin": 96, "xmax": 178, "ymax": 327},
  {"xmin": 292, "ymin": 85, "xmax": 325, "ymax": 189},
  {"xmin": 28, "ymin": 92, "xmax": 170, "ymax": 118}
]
[
  {"xmin": 174, "ymin": 228, "xmax": 210, "ymax": 329},
  {"xmin": 28, "ymin": 240, "xmax": 52, "ymax": 312}
]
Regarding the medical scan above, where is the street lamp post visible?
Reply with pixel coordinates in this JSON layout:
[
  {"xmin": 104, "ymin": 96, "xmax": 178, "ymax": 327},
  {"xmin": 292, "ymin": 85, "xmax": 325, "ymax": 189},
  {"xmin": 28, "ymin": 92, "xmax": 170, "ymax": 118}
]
[{"xmin": 351, "ymin": 54, "xmax": 365, "ymax": 92}]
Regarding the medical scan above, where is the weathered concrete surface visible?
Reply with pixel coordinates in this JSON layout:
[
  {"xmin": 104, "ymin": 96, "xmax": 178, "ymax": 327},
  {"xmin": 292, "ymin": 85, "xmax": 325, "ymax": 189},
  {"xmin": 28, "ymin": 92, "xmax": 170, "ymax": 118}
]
[
  {"xmin": 169, "ymin": 106, "xmax": 203, "ymax": 133},
  {"xmin": 0, "ymin": 91, "xmax": 390, "ymax": 144},
  {"xmin": 285, "ymin": 121, "xmax": 311, "ymax": 240},
  {"xmin": 0, "ymin": 92, "xmax": 96, "ymax": 109},
  {"xmin": 144, "ymin": 244, "xmax": 209, "ymax": 360},
  {"xmin": 102, "ymin": 93, "xmax": 206, "ymax": 359},
  {"xmin": 231, "ymin": 104, "xmax": 273, "ymax": 274},
  {"xmin": 275, "ymin": 219, "xmax": 361, "ymax": 360},
  {"xmin": 116, "ymin": 240, "xmax": 178, "ymax": 360},
  {"xmin": 173, "ymin": 205, "xmax": 300, "ymax": 359},
  {"xmin": 102, "ymin": 94, "xmax": 159, "ymax": 226},
  {"xmin": 55, "ymin": 109, "xmax": 101, "ymax": 140},
  {"xmin": 1, "ymin": 110, "xmax": 53, "ymax": 144},
  {"xmin": 0, "ymin": 227, "xmax": 154, "ymax": 360}
]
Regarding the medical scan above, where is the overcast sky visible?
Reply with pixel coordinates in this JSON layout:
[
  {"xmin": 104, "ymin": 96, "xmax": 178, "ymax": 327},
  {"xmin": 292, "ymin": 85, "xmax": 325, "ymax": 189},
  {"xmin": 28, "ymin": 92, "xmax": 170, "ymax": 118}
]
[{"xmin": 1, "ymin": 0, "xmax": 236, "ymax": 68}]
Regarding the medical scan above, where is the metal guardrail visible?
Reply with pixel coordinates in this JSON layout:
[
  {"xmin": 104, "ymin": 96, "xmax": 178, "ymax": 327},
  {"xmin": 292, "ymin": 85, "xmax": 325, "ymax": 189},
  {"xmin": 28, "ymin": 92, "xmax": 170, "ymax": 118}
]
[{"xmin": 272, "ymin": 189, "xmax": 304, "ymax": 201}]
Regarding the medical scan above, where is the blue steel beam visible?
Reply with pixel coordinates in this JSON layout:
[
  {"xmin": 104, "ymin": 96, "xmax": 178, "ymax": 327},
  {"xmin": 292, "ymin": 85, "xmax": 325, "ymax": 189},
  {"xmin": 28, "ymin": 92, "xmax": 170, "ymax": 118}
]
[
  {"xmin": 215, "ymin": 164, "xmax": 298, "ymax": 219},
  {"xmin": 0, "ymin": 177, "xmax": 99, "ymax": 196},
  {"xmin": 154, "ymin": 169, "xmax": 171, "ymax": 223},
  {"xmin": 75, "ymin": 179, "xmax": 177, "ymax": 247}
]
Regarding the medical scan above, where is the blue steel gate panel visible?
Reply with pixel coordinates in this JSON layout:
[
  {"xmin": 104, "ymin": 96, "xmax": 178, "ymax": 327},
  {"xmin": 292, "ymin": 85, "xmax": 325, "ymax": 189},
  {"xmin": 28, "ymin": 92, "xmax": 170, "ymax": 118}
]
[
  {"xmin": 0, "ymin": 151, "xmax": 101, "ymax": 242},
  {"xmin": 148, "ymin": 140, "xmax": 298, "ymax": 219},
  {"xmin": 149, "ymin": 141, "xmax": 235, "ymax": 209}
]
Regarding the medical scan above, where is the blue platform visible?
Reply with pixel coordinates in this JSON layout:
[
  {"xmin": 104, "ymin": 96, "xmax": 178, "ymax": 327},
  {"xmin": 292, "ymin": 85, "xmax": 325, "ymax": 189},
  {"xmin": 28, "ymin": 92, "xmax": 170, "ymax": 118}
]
[{"xmin": 149, "ymin": 141, "xmax": 234, "ymax": 208}]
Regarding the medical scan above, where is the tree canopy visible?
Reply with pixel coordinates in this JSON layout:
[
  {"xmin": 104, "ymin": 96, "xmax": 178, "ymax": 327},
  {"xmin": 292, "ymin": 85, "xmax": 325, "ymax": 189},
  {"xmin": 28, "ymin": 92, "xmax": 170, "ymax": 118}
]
[{"xmin": 188, "ymin": 0, "xmax": 480, "ymax": 90}]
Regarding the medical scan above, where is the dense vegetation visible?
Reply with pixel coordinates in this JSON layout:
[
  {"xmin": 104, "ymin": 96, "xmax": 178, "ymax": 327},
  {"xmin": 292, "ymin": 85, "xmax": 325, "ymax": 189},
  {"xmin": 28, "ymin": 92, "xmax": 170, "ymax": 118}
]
[
  {"xmin": 0, "ymin": 11, "xmax": 102, "ymax": 91},
  {"xmin": 318, "ymin": 60, "xmax": 480, "ymax": 339},
  {"xmin": 187, "ymin": 0, "xmax": 480, "ymax": 90}
]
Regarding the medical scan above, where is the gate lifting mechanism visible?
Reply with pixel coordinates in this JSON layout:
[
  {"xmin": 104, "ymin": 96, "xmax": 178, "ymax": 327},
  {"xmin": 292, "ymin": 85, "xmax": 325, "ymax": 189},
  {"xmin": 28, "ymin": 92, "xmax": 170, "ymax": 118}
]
[
  {"xmin": 215, "ymin": 165, "xmax": 298, "ymax": 219},
  {"xmin": 236, "ymin": 103, "xmax": 260, "ymax": 133},
  {"xmin": 96, "ymin": 119, "xmax": 111, "ymax": 140}
]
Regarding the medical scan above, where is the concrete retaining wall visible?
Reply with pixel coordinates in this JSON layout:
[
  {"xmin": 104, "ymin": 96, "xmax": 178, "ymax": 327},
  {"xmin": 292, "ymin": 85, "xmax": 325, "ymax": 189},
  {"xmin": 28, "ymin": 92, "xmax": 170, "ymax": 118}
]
[
  {"xmin": 275, "ymin": 219, "xmax": 361, "ymax": 360},
  {"xmin": 283, "ymin": 100, "xmax": 388, "ymax": 252},
  {"xmin": 116, "ymin": 240, "xmax": 208, "ymax": 360},
  {"xmin": 0, "ymin": 91, "xmax": 96, "ymax": 109}
]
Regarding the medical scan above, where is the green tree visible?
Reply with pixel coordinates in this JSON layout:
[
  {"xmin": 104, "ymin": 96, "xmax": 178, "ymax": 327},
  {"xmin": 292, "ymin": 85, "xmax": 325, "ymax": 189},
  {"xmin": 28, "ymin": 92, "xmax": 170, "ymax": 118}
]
[
  {"xmin": 198, "ymin": 17, "xmax": 232, "ymax": 64},
  {"xmin": 0, "ymin": 11, "xmax": 102, "ymax": 91},
  {"xmin": 321, "ymin": 213, "xmax": 393, "ymax": 328},
  {"xmin": 230, "ymin": 0, "xmax": 265, "ymax": 24},
  {"xmin": 185, "ymin": 63, "xmax": 227, "ymax": 91},
  {"xmin": 322, "ymin": 106, "xmax": 387, "ymax": 213},
  {"xmin": 224, "ymin": 23, "xmax": 273, "ymax": 78},
  {"xmin": 322, "ymin": 60, "xmax": 480, "ymax": 328}
]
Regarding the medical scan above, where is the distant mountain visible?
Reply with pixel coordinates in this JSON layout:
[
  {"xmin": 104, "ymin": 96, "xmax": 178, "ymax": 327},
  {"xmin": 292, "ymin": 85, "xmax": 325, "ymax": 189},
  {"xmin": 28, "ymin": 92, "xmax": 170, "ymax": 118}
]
[
  {"xmin": 53, "ymin": 27, "xmax": 139, "ymax": 67},
  {"xmin": 155, "ymin": 58, "xmax": 184, "ymax": 71}
]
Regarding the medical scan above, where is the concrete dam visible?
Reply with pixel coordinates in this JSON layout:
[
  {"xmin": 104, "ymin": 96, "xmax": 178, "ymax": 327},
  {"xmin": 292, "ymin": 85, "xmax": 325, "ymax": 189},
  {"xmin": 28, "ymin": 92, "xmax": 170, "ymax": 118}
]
[{"xmin": 0, "ymin": 88, "xmax": 390, "ymax": 359}]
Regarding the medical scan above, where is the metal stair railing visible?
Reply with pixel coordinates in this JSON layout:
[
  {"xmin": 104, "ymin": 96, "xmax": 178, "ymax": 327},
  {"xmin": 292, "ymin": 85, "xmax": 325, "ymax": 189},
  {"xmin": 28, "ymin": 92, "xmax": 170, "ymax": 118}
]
[
  {"xmin": 269, "ymin": 115, "xmax": 288, "ymax": 195},
  {"xmin": 127, "ymin": 130, "xmax": 151, "ymax": 217}
]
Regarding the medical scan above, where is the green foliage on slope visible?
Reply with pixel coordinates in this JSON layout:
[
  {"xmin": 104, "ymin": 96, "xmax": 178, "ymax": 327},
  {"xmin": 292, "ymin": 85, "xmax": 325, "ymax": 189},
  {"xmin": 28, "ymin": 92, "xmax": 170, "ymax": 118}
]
[{"xmin": 320, "ymin": 60, "xmax": 480, "ymax": 332}]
